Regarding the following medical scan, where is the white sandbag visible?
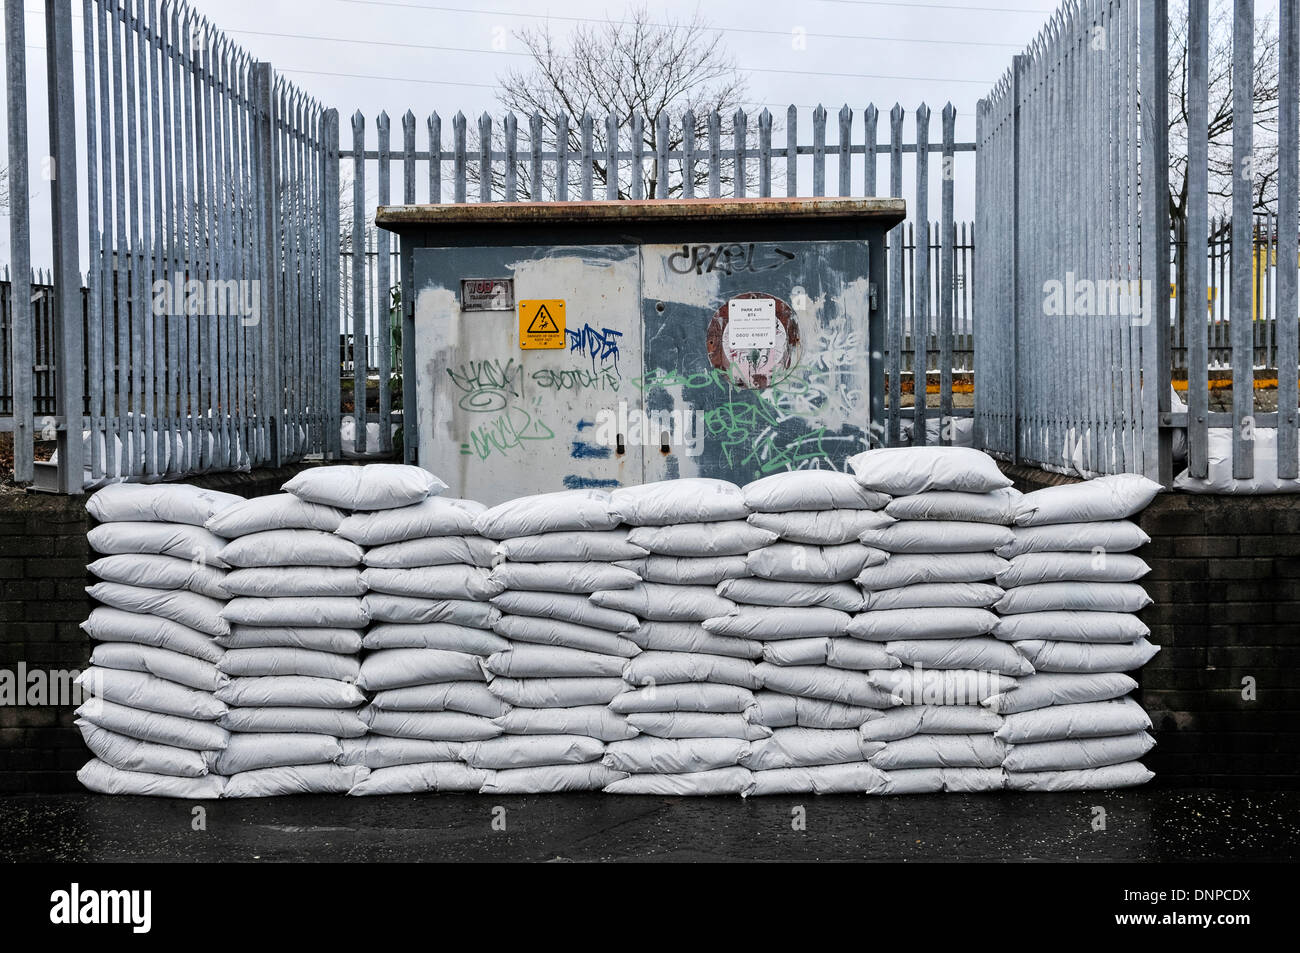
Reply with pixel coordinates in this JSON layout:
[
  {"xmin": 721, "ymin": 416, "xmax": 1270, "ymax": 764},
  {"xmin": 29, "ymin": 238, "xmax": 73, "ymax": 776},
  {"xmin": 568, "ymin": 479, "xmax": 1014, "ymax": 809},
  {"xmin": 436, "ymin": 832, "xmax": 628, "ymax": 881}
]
[
  {"xmin": 90, "ymin": 643, "xmax": 226, "ymax": 692},
  {"xmin": 364, "ymin": 594, "xmax": 501, "ymax": 628},
  {"xmin": 993, "ymin": 610, "xmax": 1150, "ymax": 643},
  {"xmin": 870, "ymin": 733, "xmax": 1006, "ymax": 769},
  {"xmin": 859, "ymin": 520, "xmax": 1015, "ymax": 554},
  {"xmin": 1013, "ymin": 473, "xmax": 1161, "ymax": 526},
  {"xmin": 884, "ymin": 487, "xmax": 1022, "ymax": 524},
  {"xmin": 626, "ymin": 621, "xmax": 762, "ymax": 660},
  {"xmin": 621, "ymin": 651, "xmax": 761, "ymax": 689},
  {"xmin": 77, "ymin": 721, "xmax": 210, "ymax": 778},
  {"xmin": 89, "ymin": 553, "xmax": 228, "ymax": 600},
  {"xmin": 486, "ymin": 676, "xmax": 627, "ymax": 708},
  {"xmin": 369, "ymin": 682, "xmax": 509, "ymax": 717},
  {"xmin": 76, "ymin": 667, "xmax": 226, "ymax": 721},
  {"xmin": 591, "ymin": 583, "xmax": 736, "ymax": 622},
  {"xmin": 363, "ymin": 623, "xmax": 506, "ymax": 655},
  {"xmin": 704, "ymin": 607, "xmax": 851, "ymax": 640},
  {"xmin": 609, "ymin": 682, "xmax": 757, "ymax": 714},
  {"xmin": 362, "ymin": 707, "xmax": 502, "ymax": 742},
  {"xmin": 348, "ymin": 761, "xmax": 486, "ymax": 795},
  {"xmin": 742, "ymin": 469, "xmax": 890, "ymax": 512},
  {"xmin": 610, "ymin": 478, "xmax": 748, "ymax": 525},
  {"xmin": 490, "ymin": 590, "xmax": 637, "ymax": 633},
  {"xmin": 224, "ymin": 763, "xmax": 370, "ymax": 798},
  {"xmin": 996, "ymin": 520, "xmax": 1151, "ymax": 558},
  {"xmin": 221, "ymin": 567, "xmax": 366, "ymax": 598},
  {"xmin": 746, "ymin": 691, "xmax": 881, "ymax": 730},
  {"xmin": 493, "ymin": 706, "xmax": 637, "ymax": 742},
  {"xmin": 604, "ymin": 766, "xmax": 753, "ymax": 795},
  {"xmin": 87, "ymin": 482, "xmax": 243, "ymax": 526},
  {"xmin": 77, "ymin": 699, "xmax": 230, "ymax": 751},
  {"xmin": 1004, "ymin": 761, "xmax": 1154, "ymax": 791},
  {"xmin": 357, "ymin": 648, "xmax": 484, "ymax": 691},
  {"xmin": 82, "ymin": 607, "xmax": 224, "ymax": 664},
  {"xmin": 482, "ymin": 763, "xmax": 628, "ymax": 794},
  {"xmin": 1013, "ymin": 638, "xmax": 1160, "ymax": 673},
  {"xmin": 473, "ymin": 489, "xmax": 619, "ymax": 539},
  {"xmin": 875, "ymin": 766, "xmax": 1006, "ymax": 794},
  {"xmin": 752, "ymin": 664, "xmax": 900, "ymax": 709},
  {"xmin": 364, "ymin": 535, "xmax": 496, "ymax": 569},
  {"xmin": 491, "ymin": 615, "xmax": 640, "ymax": 657},
  {"xmin": 717, "ymin": 578, "xmax": 865, "ymax": 612},
  {"xmin": 218, "ymin": 706, "xmax": 368, "ymax": 737},
  {"xmin": 625, "ymin": 711, "xmax": 770, "ymax": 741},
  {"xmin": 1174, "ymin": 426, "xmax": 1300, "ymax": 493},
  {"xmin": 78, "ymin": 758, "xmax": 226, "ymax": 798},
  {"xmin": 863, "ymin": 583, "xmax": 1005, "ymax": 611},
  {"xmin": 995, "ymin": 698, "xmax": 1152, "ymax": 744},
  {"xmin": 221, "ymin": 596, "xmax": 368, "ymax": 630},
  {"xmin": 484, "ymin": 645, "xmax": 626, "ymax": 679},
  {"xmin": 219, "ymin": 529, "xmax": 363, "ymax": 569},
  {"xmin": 461, "ymin": 734, "xmax": 606, "ymax": 770},
  {"xmin": 338, "ymin": 737, "xmax": 464, "ymax": 769},
  {"xmin": 859, "ymin": 705, "xmax": 1004, "ymax": 742},
  {"xmin": 761, "ymin": 637, "xmax": 891, "ymax": 670},
  {"xmin": 488, "ymin": 561, "xmax": 639, "ymax": 594},
  {"xmin": 216, "ymin": 675, "xmax": 366, "ymax": 709},
  {"xmin": 626, "ymin": 521, "xmax": 777, "ymax": 557},
  {"xmin": 747, "ymin": 509, "xmax": 896, "ymax": 545},
  {"xmin": 848, "ymin": 446, "xmax": 1012, "ymax": 495},
  {"xmin": 996, "ymin": 582, "xmax": 1152, "ymax": 614},
  {"xmin": 747, "ymin": 542, "xmax": 886, "ymax": 583},
  {"xmin": 856, "ymin": 553, "xmax": 1009, "ymax": 590},
  {"xmin": 868, "ymin": 668, "xmax": 1016, "ymax": 706},
  {"xmin": 746, "ymin": 762, "xmax": 891, "ymax": 796},
  {"xmin": 845, "ymin": 607, "xmax": 999, "ymax": 641},
  {"xmin": 494, "ymin": 529, "xmax": 648, "ymax": 563},
  {"xmin": 217, "ymin": 647, "xmax": 360, "ymax": 682},
  {"xmin": 218, "ymin": 625, "xmax": 364, "ymax": 655},
  {"xmin": 283, "ymin": 463, "xmax": 445, "ymax": 510},
  {"xmin": 886, "ymin": 638, "xmax": 1034, "ymax": 676},
  {"xmin": 617, "ymin": 555, "xmax": 749, "ymax": 586},
  {"xmin": 210, "ymin": 732, "xmax": 343, "ymax": 775},
  {"xmin": 741, "ymin": 727, "xmax": 883, "ymax": 770},
  {"xmin": 361, "ymin": 566, "xmax": 501, "ymax": 602},
  {"xmin": 982, "ymin": 672, "xmax": 1138, "ymax": 714},
  {"xmin": 997, "ymin": 552, "xmax": 1151, "ymax": 587},
  {"xmin": 1003, "ymin": 731, "xmax": 1155, "ymax": 772},
  {"xmin": 205, "ymin": 493, "xmax": 345, "ymax": 538},
  {"xmin": 604, "ymin": 737, "xmax": 749, "ymax": 773},
  {"xmin": 88, "ymin": 521, "xmax": 229, "ymax": 568},
  {"xmin": 335, "ymin": 495, "xmax": 484, "ymax": 545},
  {"xmin": 87, "ymin": 582, "xmax": 229, "ymax": 637}
]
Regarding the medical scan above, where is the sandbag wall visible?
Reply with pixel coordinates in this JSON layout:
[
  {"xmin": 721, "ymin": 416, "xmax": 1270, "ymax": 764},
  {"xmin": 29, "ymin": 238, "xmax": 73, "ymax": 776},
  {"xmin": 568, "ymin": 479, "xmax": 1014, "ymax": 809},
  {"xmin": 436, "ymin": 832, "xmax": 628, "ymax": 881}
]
[{"xmin": 76, "ymin": 449, "xmax": 1163, "ymax": 797}]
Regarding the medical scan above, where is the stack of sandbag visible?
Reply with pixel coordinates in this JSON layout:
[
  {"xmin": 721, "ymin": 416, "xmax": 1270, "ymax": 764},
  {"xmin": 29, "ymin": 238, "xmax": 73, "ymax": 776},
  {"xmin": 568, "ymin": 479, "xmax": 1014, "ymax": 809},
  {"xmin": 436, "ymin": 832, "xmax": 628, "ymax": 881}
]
[
  {"xmin": 587, "ymin": 479, "xmax": 759, "ymax": 796},
  {"xmin": 77, "ymin": 483, "xmax": 244, "ymax": 798},
  {"xmin": 844, "ymin": 447, "xmax": 1026, "ymax": 794},
  {"xmin": 988, "ymin": 473, "xmax": 1162, "ymax": 791},
  {"xmin": 465, "ymin": 489, "xmax": 639, "ymax": 794},
  {"xmin": 208, "ymin": 466, "xmax": 437, "ymax": 796},
  {"xmin": 342, "ymin": 486, "xmax": 505, "ymax": 797}
]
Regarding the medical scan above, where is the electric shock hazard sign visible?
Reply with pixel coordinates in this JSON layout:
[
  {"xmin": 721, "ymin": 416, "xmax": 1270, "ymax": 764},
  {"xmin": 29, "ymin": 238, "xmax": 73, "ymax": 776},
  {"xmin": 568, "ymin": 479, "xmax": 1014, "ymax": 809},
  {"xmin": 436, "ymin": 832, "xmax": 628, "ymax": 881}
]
[{"xmin": 519, "ymin": 299, "xmax": 566, "ymax": 349}]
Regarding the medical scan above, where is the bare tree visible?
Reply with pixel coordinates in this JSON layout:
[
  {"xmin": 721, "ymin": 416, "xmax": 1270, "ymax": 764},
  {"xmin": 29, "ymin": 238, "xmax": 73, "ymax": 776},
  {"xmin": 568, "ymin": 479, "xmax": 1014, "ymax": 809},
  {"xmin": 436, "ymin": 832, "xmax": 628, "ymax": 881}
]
[{"xmin": 480, "ymin": 6, "xmax": 753, "ymax": 200}]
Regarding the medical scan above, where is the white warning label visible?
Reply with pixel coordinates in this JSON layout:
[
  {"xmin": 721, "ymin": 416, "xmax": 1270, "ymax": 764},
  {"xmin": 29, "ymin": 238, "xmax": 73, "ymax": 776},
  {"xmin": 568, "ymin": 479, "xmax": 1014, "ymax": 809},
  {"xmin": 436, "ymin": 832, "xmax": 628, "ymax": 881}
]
[{"xmin": 726, "ymin": 297, "xmax": 777, "ymax": 349}]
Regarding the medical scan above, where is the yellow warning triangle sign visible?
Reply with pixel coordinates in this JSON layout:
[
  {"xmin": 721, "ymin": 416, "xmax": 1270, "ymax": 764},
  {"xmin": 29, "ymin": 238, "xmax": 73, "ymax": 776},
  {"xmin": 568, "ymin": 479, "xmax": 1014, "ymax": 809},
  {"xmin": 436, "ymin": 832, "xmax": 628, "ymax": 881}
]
[{"xmin": 527, "ymin": 303, "xmax": 560, "ymax": 334}]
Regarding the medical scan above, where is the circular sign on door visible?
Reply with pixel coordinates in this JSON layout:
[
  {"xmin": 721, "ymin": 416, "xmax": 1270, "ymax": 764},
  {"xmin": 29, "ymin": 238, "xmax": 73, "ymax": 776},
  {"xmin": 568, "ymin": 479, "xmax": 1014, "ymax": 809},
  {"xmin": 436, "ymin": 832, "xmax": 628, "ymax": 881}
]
[{"xmin": 706, "ymin": 292, "xmax": 801, "ymax": 389}]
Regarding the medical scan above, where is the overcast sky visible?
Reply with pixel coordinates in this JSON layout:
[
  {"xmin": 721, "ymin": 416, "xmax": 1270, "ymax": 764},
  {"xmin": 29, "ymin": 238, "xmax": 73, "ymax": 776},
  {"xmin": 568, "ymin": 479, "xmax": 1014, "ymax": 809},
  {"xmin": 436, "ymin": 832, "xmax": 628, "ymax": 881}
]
[{"xmin": 2, "ymin": 0, "xmax": 1073, "ymax": 268}]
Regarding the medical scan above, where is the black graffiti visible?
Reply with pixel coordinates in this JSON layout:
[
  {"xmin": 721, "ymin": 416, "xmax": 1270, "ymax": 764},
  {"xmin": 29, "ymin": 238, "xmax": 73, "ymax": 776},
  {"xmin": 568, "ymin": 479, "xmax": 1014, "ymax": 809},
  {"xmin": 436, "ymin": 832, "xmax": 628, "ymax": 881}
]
[{"xmin": 666, "ymin": 243, "xmax": 796, "ymax": 277}]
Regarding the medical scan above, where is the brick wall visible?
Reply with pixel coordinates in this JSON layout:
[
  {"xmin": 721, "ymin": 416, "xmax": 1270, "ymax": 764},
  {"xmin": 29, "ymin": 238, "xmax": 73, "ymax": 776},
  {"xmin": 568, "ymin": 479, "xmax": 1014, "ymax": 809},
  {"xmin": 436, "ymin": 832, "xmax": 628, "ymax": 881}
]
[
  {"xmin": 1003, "ymin": 465, "xmax": 1300, "ymax": 790},
  {"xmin": 0, "ymin": 464, "xmax": 324, "ymax": 793}
]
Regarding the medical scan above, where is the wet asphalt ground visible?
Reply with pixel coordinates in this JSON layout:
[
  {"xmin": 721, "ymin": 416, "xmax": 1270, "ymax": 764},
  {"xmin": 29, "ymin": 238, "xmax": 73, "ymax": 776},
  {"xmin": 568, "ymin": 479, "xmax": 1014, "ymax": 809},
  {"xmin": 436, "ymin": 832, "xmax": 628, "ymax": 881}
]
[{"xmin": 2, "ymin": 789, "xmax": 1296, "ymax": 862}]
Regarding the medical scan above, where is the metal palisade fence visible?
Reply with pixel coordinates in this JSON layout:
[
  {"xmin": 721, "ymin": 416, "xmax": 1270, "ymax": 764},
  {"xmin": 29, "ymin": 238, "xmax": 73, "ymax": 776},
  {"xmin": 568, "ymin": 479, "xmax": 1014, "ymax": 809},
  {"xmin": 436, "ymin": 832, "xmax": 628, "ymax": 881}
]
[
  {"xmin": 2, "ymin": 0, "xmax": 340, "ymax": 491},
  {"xmin": 343, "ymin": 102, "xmax": 976, "ymax": 455}
]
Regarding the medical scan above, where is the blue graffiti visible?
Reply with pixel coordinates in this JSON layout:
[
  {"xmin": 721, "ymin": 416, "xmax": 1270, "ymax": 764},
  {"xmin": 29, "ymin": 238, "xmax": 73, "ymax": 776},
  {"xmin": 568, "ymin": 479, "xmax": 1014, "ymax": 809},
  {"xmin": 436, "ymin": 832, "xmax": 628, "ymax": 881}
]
[
  {"xmin": 571, "ymin": 441, "xmax": 612, "ymax": 460},
  {"xmin": 576, "ymin": 419, "xmax": 595, "ymax": 431},
  {"xmin": 564, "ymin": 475, "xmax": 621, "ymax": 489},
  {"xmin": 567, "ymin": 324, "xmax": 623, "ymax": 373}
]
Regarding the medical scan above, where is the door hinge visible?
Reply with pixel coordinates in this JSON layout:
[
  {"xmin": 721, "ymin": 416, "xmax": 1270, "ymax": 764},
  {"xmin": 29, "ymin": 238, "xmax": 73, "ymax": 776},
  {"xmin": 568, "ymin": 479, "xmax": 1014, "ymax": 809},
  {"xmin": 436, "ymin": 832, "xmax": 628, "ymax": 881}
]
[{"xmin": 869, "ymin": 282, "xmax": 879, "ymax": 311}]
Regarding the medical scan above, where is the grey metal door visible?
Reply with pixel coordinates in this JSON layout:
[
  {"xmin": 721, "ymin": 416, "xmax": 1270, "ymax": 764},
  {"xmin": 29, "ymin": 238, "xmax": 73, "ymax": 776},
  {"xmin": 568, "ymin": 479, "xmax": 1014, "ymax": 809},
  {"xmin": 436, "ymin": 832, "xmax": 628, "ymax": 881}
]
[{"xmin": 636, "ymin": 240, "xmax": 874, "ymax": 485}]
